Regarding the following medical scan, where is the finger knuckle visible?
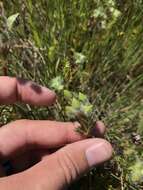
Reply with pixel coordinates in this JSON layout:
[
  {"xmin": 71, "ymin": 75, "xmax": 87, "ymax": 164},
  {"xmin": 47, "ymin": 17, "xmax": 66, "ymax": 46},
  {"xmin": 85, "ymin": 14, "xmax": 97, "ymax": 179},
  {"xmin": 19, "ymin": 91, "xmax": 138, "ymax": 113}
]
[{"xmin": 57, "ymin": 149, "xmax": 79, "ymax": 185}]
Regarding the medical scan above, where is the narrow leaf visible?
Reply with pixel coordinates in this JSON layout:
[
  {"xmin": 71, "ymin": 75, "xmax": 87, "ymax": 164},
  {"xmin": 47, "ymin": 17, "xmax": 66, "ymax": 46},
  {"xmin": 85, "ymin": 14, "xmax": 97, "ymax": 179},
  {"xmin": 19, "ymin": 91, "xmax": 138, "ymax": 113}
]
[{"xmin": 7, "ymin": 13, "xmax": 19, "ymax": 30}]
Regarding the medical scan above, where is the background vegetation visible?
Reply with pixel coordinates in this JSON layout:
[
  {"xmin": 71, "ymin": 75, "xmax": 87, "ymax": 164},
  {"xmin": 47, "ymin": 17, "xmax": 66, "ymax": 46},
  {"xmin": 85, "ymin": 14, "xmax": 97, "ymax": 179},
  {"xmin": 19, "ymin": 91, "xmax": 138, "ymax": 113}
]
[{"xmin": 0, "ymin": 0, "xmax": 143, "ymax": 189}]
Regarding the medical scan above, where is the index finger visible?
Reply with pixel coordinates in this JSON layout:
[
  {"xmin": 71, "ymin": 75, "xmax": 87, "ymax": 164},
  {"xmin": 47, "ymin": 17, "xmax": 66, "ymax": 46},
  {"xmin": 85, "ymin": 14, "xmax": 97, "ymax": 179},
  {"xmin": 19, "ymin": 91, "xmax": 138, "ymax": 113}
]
[{"xmin": 0, "ymin": 76, "xmax": 56, "ymax": 106}]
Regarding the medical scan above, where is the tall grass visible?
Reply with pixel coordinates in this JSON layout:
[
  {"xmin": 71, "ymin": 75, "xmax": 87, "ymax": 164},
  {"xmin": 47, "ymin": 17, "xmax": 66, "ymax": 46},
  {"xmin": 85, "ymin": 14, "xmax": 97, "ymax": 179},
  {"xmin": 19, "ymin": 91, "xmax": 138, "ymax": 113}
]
[{"xmin": 0, "ymin": 0, "xmax": 143, "ymax": 189}]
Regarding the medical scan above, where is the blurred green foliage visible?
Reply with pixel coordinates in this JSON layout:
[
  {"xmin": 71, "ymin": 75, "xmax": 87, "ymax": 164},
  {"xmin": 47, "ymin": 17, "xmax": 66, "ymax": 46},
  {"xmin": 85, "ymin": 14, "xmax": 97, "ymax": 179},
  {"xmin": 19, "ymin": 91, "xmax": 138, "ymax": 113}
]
[{"xmin": 0, "ymin": 0, "xmax": 143, "ymax": 189}]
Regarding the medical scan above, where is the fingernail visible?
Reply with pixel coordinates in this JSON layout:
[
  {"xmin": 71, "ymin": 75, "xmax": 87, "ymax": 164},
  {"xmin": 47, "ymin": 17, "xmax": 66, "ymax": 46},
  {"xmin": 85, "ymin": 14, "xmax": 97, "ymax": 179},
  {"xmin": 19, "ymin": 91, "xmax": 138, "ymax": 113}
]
[{"xmin": 86, "ymin": 141, "xmax": 112, "ymax": 167}]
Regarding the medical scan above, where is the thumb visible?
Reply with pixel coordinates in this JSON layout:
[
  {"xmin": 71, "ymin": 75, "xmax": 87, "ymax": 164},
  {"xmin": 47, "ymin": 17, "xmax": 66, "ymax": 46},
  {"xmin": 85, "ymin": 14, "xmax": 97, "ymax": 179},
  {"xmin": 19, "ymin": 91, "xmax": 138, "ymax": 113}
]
[{"xmin": 28, "ymin": 138, "xmax": 113, "ymax": 190}]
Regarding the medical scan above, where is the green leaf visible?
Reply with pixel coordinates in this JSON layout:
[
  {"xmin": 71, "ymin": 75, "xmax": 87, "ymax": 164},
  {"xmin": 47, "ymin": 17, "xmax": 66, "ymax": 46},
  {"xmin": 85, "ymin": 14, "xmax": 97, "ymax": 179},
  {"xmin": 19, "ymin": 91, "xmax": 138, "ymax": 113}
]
[
  {"xmin": 129, "ymin": 160, "xmax": 143, "ymax": 182},
  {"xmin": 65, "ymin": 106, "xmax": 73, "ymax": 113},
  {"xmin": 113, "ymin": 9, "xmax": 121, "ymax": 18},
  {"xmin": 48, "ymin": 46, "xmax": 56, "ymax": 61},
  {"xmin": 7, "ymin": 13, "xmax": 19, "ymax": 30},
  {"xmin": 137, "ymin": 118, "xmax": 143, "ymax": 135},
  {"xmin": 64, "ymin": 90, "xmax": 72, "ymax": 99},
  {"xmin": 78, "ymin": 92, "xmax": 87, "ymax": 102},
  {"xmin": 108, "ymin": 0, "xmax": 115, "ymax": 6},
  {"xmin": 65, "ymin": 106, "xmax": 76, "ymax": 118},
  {"xmin": 50, "ymin": 76, "xmax": 64, "ymax": 91},
  {"xmin": 74, "ymin": 52, "xmax": 86, "ymax": 64},
  {"xmin": 71, "ymin": 98, "xmax": 80, "ymax": 110},
  {"xmin": 81, "ymin": 105, "xmax": 93, "ymax": 115},
  {"xmin": 93, "ymin": 7, "xmax": 106, "ymax": 19}
]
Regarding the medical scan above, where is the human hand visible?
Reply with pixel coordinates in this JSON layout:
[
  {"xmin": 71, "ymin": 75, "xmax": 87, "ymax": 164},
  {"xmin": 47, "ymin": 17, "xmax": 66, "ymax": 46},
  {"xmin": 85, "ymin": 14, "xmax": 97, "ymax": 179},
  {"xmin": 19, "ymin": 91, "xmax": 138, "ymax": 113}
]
[{"xmin": 0, "ymin": 76, "xmax": 113, "ymax": 190}]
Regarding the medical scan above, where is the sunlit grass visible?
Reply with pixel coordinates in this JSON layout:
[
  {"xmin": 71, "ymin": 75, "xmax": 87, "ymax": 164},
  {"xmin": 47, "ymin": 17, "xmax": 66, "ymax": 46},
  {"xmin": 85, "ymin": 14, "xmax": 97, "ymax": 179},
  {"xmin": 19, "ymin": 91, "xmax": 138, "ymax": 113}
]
[{"xmin": 0, "ymin": 0, "xmax": 143, "ymax": 189}]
